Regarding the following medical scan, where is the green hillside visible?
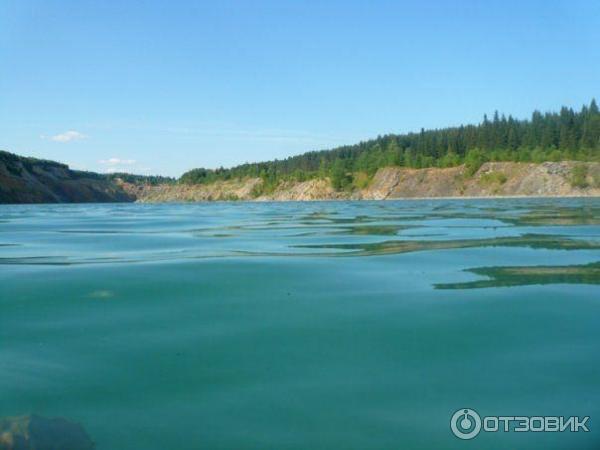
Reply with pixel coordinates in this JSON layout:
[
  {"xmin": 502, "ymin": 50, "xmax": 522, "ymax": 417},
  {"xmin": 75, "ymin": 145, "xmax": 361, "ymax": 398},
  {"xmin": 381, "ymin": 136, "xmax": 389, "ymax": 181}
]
[{"xmin": 180, "ymin": 99, "xmax": 600, "ymax": 191}]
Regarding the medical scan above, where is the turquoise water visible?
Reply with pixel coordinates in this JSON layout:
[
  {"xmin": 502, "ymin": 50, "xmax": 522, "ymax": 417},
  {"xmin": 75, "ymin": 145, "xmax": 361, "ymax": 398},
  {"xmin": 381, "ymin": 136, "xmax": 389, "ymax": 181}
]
[{"xmin": 1, "ymin": 199, "xmax": 599, "ymax": 449}]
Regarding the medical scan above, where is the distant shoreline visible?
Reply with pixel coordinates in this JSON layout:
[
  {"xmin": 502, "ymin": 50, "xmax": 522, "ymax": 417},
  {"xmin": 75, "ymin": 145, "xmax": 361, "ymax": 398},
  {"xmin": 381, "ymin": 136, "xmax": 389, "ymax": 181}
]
[
  {"xmin": 2, "ymin": 194, "xmax": 600, "ymax": 206},
  {"xmin": 2, "ymin": 149, "xmax": 600, "ymax": 204},
  {"xmin": 131, "ymin": 162, "xmax": 600, "ymax": 203}
]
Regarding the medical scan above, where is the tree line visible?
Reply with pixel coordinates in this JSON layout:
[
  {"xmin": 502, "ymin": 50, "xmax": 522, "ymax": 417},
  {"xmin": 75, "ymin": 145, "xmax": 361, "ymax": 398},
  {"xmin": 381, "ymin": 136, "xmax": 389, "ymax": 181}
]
[{"xmin": 180, "ymin": 99, "xmax": 600, "ymax": 190}]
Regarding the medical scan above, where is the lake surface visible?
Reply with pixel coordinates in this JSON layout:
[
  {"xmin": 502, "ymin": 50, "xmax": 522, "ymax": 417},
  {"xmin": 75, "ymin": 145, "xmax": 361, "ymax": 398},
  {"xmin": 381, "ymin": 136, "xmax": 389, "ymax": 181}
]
[{"xmin": 1, "ymin": 199, "xmax": 599, "ymax": 449}]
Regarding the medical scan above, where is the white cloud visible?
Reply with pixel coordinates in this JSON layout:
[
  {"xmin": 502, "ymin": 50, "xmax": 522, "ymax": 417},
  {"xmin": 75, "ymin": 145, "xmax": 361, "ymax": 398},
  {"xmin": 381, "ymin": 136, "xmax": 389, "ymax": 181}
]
[
  {"xmin": 98, "ymin": 157, "xmax": 147, "ymax": 174},
  {"xmin": 102, "ymin": 166, "xmax": 152, "ymax": 175},
  {"xmin": 99, "ymin": 157, "xmax": 136, "ymax": 165},
  {"xmin": 49, "ymin": 130, "xmax": 87, "ymax": 143}
]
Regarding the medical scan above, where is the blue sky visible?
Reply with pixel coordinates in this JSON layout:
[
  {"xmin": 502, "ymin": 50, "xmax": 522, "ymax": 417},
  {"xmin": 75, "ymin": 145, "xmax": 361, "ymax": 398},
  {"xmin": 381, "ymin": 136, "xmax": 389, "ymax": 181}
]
[{"xmin": 1, "ymin": 0, "xmax": 599, "ymax": 177}]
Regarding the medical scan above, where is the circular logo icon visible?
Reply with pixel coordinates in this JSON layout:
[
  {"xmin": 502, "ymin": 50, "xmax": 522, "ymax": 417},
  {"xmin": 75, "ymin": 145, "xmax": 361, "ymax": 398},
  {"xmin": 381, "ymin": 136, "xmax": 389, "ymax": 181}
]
[{"xmin": 450, "ymin": 408, "xmax": 481, "ymax": 440}]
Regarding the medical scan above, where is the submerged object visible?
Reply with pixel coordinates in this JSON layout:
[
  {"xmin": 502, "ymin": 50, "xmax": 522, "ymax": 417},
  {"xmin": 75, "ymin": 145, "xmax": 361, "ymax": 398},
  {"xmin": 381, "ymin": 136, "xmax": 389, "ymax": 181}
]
[{"xmin": 0, "ymin": 415, "xmax": 94, "ymax": 450}]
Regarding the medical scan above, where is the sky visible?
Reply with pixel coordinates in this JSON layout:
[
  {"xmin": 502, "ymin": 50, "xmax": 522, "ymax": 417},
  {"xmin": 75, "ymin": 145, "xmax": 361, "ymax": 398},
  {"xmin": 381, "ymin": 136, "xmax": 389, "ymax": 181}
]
[{"xmin": 1, "ymin": 0, "xmax": 599, "ymax": 177}]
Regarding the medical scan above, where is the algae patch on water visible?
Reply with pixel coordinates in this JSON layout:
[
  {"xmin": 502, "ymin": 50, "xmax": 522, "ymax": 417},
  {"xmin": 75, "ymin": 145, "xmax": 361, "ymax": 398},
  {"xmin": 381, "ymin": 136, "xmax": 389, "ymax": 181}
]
[{"xmin": 435, "ymin": 261, "xmax": 600, "ymax": 289}]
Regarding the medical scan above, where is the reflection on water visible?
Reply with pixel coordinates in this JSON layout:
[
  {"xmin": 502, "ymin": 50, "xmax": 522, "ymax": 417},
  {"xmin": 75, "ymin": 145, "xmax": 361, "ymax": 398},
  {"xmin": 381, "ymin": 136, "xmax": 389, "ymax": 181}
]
[
  {"xmin": 503, "ymin": 206, "xmax": 600, "ymax": 226},
  {"xmin": 1, "ymin": 198, "xmax": 599, "ymax": 450},
  {"xmin": 436, "ymin": 261, "xmax": 600, "ymax": 289},
  {"xmin": 295, "ymin": 233, "xmax": 600, "ymax": 257},
  {"xmin": 1, "ymin": 199, "xmax": 599, "ymax": 273}
]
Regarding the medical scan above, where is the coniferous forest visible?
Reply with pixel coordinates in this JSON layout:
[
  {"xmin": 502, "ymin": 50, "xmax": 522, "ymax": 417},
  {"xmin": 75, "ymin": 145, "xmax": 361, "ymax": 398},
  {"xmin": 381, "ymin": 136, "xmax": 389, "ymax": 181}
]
[{"xmin": 180, "ymin": 100, "xmax": 600, "ymax": 190}]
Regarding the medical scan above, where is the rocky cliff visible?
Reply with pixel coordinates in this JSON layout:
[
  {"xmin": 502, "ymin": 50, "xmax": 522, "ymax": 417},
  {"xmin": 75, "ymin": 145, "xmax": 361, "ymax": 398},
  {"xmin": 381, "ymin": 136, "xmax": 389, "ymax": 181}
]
[
  {"xmin": 0, "ymin": 151, "xmax": 134, "ymax": 204},
  {"xmin": 363, "ymin": 161, "xmax": 600, "ymax": 199},
  {"xmin": 131, "ymin": 161, "xmax": 600, "ymax": 202}
]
